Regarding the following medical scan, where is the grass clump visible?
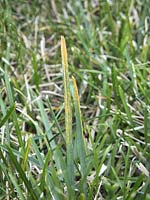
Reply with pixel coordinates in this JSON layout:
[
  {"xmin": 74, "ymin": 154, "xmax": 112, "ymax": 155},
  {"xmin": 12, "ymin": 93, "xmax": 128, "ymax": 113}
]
[{"xmin": 0, "ymin": 0, "xmax": 150, "ymax": 199}]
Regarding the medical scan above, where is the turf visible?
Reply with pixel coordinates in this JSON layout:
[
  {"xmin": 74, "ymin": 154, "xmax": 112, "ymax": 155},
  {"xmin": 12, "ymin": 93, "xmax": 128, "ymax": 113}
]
[{"xmin": 0, "ymin": 0, "xmax": 150, "ymax": 199}]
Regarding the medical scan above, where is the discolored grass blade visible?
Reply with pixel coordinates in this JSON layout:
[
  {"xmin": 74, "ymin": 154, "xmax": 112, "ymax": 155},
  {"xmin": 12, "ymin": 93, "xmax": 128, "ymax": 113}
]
[
  {"xmin": 72, "ymin": 76, "xmax": 87, "ymax": 195},
  {"xmin": 61, "ymin": 36, "xmax": 74, "ymax": 196}
]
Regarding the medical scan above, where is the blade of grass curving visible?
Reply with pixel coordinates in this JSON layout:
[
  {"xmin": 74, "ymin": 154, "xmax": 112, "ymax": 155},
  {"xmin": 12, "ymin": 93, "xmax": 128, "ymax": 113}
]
[
  {"xmin": 61, "ymin": 36, "xmax": 74, "ymax": 196},
  {"xmin": 72, "ymin": 76, "xmax": 87, "ymax": 195},
  {"xmin": 0, "ymin": 103, "xmax": 15, "ymax": 128}
]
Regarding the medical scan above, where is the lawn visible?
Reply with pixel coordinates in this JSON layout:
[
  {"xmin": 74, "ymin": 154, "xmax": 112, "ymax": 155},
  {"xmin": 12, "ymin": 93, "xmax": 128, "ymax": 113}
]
[{"xmin": 0, "ymin": 0, "xmax": 150, "ymax": 199}]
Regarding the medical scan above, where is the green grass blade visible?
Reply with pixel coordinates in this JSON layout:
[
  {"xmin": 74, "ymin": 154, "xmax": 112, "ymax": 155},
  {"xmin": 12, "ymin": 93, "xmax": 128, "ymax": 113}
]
[
  {"xmin": 4, "ymin": 70, "xmax": 24, "ymax": 149},
  {"xmin": 30, "ymin": 137, "xmax": 44, "ymax": 166},
  {"xmin": 48, "ymin": 99, "xmax": 65, "ymax": 142},
  {"xmin": 21, "ymin": 137, "xmax": 31, "ymax": 171},
  {"xmin": 32, "ymin": 53, "xmax": 40, "ymax": 90},
  {"xmin": 0, "ymin": 2, "xmax": 149, "ymax": 199},
  {"xmin": 118, "ymin": 86, "xmax": 133, "ymax": 125},
  {"xmin": 9, "ymin": 172, "xmax": 26, "ymax": 200},
  {"xmin": 39, "ymin": 150, "xmax": 51, "ymax": 191},
  {"xmin": 0, "ymin": 149, "xmax": 14, "ymax": 191},
  {"xmin": 0, "ymin": 92, "xmax": 10, "ymax": 143},
  {"xmin": 0, "ymin": 103, "xmax": 15, "ymax": 128},
  {"xmin": 30, "ymin": 138, "xmax": 63, "ymax": 199},
  {"xmin": 111, "ymin": 66, "xmax": 119, "ymax": 108},
  {"xmin": 6, "ymin": 145, "xmax": 38, "ymax": 200},
  {"xmin": 111, "ymin": 167, "xmax": 123, "ymax": 192},
  {"xmin": 37, "ymin": 99, "xmax": 66, "ymax": 177}
]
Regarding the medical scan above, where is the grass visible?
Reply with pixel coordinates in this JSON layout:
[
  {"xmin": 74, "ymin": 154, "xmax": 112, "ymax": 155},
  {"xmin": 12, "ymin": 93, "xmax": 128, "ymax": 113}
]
[{"xmin": 0, "ymin": 0, "xmax": 150, "ymax": 199}]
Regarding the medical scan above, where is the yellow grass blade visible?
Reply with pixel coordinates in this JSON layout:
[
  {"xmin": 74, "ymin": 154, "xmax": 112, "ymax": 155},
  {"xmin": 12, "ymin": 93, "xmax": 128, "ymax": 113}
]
[
  {"xmin": 72, "ymin": 76, "xmax": 87, "ymax": 195},
  {"xmin": 61, "ymin": 36, "xmax": 74, "ymax": 196},
  {"xmin": 61, "ymin": 36, "xmax": 72, "ymax": 145}
]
